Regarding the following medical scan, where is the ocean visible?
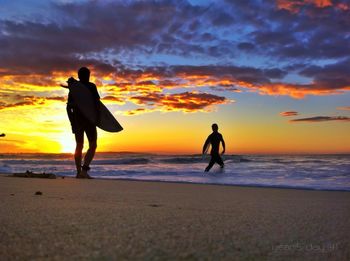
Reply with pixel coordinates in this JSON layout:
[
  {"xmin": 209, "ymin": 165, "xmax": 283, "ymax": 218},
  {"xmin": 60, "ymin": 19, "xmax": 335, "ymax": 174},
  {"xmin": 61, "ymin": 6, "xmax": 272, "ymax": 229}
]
[{"xmin": 0, "ymin": 153, "xmax": 349, "ymax": 191}]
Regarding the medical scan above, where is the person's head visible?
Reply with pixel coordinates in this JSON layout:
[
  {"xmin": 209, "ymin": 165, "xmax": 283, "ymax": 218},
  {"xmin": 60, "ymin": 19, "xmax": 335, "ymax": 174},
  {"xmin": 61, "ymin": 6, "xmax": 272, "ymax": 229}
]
[
  {"xmin": 212, "ymin": 123, "xmax": 218, "ymax": 132},
  {"xmin": 78, "ymin": 67, "xmax": 90, "ymax": 83}
]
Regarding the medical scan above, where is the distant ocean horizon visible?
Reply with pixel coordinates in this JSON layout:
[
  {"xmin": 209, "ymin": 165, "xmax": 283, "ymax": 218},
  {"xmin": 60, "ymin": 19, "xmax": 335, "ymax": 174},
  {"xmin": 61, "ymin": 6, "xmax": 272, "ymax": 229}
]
[{"xmin": 1, "ymin": 152, "xmax": 349, "ymax": 191}]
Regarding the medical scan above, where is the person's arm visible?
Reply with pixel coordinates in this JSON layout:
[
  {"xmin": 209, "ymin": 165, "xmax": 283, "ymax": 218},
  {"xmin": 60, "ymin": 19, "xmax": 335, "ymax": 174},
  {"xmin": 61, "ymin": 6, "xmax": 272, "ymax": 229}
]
[
  {"xmin": 202, "ymin": 136, "xmax": 210, "ymax": 154},
  {"xmin": 221, "ymin": 134, "xmax": 226, "ymax": 155}
]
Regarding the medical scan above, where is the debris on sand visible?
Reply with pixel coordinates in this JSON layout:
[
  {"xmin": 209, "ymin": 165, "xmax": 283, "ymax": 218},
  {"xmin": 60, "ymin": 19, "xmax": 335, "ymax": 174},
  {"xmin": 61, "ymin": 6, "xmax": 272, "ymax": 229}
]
[{"xmin": 12, "ymin": 171, "xmax": 56, "ymax": 179}]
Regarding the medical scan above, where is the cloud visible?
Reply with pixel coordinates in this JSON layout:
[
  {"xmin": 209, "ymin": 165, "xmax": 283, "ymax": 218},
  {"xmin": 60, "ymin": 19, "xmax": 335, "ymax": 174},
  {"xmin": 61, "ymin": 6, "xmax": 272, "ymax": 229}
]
[
  {"xmin": 101, "ymin": 95, "xmax": 125, "ymax": 105},
  {"xmin": 299, "ymin": 59, "xmax": 350, "ymax": 90},
  {"xmin": 0, "ymin": 0, "xmax": 231, "ymax": 77},
  {"xmin": 237, "ymin": 42, "xmax": 255, "ymax": 51},
  {"xmin": 0, "ymin": 94, "xmax": 64, "ymax": 110},
  {"xmin": 124, "ymin": 108, "xmax": 156, "ymax": 116},
  {"xmin": 337, "ymin": 106, "xmax": 350, "ymax": 111},
  {"xmin": 129, "ymin": 91, "xmax": 230, "ymax": 113},
  {"xmin": 280, "ymin": 111, "xmax": 299, "ymax": 116},
  {"xmin": 1, "ymin": 0, "xmax": 349, "ymax": 68},
  {"xmin": 245, "ymin": 0, "xmax": 350, "ymax": 60},
  {"xmin": 276, "ymin": 0, "xmax": 333, "ymax": 13},
  {"xmin": 276, "ymin": 0, "xmax": 349, "ymax": 13},
  {"xmin": 0, "ymin": 0, "xmax": 349, "ymax": 115},
  {"xmin": 290, "ymin": 116, "xmax": 350, "ymax": 122}
]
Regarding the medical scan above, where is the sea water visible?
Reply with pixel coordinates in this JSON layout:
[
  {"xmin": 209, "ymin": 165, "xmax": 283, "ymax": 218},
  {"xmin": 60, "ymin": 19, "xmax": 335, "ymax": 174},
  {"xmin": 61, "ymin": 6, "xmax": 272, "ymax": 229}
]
[{"xmin": 0, "ymin": 153, "xmax": 349, "ymax": 191}]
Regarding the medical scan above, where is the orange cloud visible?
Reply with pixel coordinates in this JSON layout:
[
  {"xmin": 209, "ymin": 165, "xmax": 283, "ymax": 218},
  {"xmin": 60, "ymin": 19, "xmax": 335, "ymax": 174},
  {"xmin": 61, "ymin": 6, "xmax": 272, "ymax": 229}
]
[
  {"xmin": 276, "ymin": 0, "xmax": 333, "ymax": 13},
  {"xmin": 337, "ymin": 106, "xmax": 350, "ymax": 111},
  {"xmin": 101, "ymin": 95, "xmax": 125, "ymax": 104},
  {"xmin": 255, "ymin": 82, "xmax": 349, "ymax": 99},
  {"xmin": 129, "ymin": 91, "xmax": 230, "ymax": 114},
  {"xmin": 276, "ymin": 0, "xmax": 349, "ymax": 13},
  {"xmin": 336, "ymin": 2, "xmax": 349, "ymax": 10},
  {"xmin": 124, "ymin": 108, "xmax": 156, "ymax": 116},
  {"xmin": 0, "ymin": 95, "xmax": 64, "ymax": 110},
  {"xmin": 280, "ymin": 111, "xmax": 299, "ymax": 116},
  {"xmin": 1, "ymin": 61, "xmax": 349, "ymax": 115}
]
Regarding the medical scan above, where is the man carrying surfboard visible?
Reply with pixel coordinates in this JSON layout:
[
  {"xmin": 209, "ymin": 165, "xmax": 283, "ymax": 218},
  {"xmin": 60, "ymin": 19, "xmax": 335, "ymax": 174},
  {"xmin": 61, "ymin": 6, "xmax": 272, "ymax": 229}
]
[
  {"xmin": 62, "ymin": 67, "xmax": 123, "ymax": 178},
  {"xmin": 65, "ymin": 67, "xmax": 100, "ymax": 179},
  {"xmin": 202, "ymin": 123, "xmax": 226, "ymax": 172}
]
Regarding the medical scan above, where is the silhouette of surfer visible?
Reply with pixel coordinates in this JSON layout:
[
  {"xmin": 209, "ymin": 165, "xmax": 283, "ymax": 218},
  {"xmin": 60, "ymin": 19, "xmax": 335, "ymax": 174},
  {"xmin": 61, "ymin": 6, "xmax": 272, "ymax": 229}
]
[
  {"xmin": 0, "ymin": 133, "xmax": 5, "ymax": 137},
  {"xmin": 202, "ymin": 123, "xmax": 225, "ymax": 172},
  {"xmin": 64, "ymin": 67, "xmax": 100, "ymax": 179}
]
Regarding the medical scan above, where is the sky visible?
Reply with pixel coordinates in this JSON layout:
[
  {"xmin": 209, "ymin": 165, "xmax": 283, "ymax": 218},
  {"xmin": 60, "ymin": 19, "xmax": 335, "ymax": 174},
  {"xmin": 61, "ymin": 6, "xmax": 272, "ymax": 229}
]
[{"xmin": 0, "ymin": 0, "xmax": 349, "ymax": 154}]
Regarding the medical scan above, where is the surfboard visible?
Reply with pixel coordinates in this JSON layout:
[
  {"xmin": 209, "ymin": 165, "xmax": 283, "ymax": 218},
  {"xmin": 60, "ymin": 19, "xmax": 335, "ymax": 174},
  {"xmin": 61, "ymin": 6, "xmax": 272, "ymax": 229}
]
[
  {"xmin": 97, "ymin": 101, "xmax": 123, "ymax": 132},
  {"xmin": 66, "ymin": 81, "xmax": 123, "ymax": 133},
  {"xmin": 203, "ymin": 143, "xmax": 211, "ymax": 154}
]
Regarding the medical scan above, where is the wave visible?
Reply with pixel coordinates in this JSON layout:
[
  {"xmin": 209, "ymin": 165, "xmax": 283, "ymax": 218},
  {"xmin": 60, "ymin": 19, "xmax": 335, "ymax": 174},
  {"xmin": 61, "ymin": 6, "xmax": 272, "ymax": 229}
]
[
  {"xmin": 160, "ymin": 155, "xmax": 251, "ymax": 164},
  {"xmin": 160, "ymin": 156, "xmax": 204, "ymax": 164},
  {"xmin": 0, "ymin": 158, "xmax": 150, "ymax": 166},
  {"xmin": 93, "ymin": 158, "xmax": 150, "ymax": 165},
  {"xmin": 0, "ymin": 154, "xmax": 250, "ymax": 166}
]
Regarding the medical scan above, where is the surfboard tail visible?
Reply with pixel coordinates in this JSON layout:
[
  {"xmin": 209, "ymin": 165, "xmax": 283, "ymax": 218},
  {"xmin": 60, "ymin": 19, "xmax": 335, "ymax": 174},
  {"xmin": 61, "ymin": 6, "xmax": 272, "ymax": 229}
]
[{"xmin": 97, "ymin": 102, "xmax": 123, "ymax": 132}]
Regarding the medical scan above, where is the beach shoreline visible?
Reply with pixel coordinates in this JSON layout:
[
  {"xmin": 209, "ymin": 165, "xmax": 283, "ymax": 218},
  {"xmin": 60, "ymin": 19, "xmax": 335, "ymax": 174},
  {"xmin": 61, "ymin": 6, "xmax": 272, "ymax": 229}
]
[
  {"xmin": 1, "ymin": 153, "xmax": 349, "ymax": 191},
  {"xmin": 1, "ymin": 175, "xmax": 349, "ymax": 260}
]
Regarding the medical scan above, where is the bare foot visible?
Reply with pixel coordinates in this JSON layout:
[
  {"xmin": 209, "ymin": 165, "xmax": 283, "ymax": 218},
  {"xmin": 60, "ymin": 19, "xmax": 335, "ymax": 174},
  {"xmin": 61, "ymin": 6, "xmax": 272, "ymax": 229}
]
[
  {"xmin": 80, "ymin": 169, "xmax": 94, "ymax": 179},
  {"xmin": 75, "ymin": 172, "xmax": 85, "ymax": 179}
]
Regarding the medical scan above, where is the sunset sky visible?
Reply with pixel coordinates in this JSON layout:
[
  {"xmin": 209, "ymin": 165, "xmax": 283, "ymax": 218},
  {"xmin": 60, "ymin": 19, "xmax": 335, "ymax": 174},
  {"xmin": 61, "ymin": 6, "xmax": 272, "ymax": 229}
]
[{"xmin": 0, "ymin": 0, "xmax": 349, "ymax": 154}]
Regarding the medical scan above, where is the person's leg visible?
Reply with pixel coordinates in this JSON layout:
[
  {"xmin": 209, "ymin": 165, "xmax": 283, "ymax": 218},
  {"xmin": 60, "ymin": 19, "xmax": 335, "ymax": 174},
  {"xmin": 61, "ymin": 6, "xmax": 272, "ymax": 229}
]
[
  {"xmin": 81, "ymin": 125, "xmax": 97, "ymax": 178},
  {"xmin": 215, "ymin": 154, "xmax": 225, "ymax": 168},
  {"xmin": 205, "ymin": 156, "xmax": 216, "ymax": 172},
  {"xmin": 74, "ymin": 130, "xmax": 84, "ymax": 178}
]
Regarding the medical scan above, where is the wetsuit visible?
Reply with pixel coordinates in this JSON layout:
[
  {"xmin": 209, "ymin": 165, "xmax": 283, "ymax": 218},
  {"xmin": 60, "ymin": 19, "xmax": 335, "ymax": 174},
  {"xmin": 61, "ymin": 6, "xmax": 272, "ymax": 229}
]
[
  {"xmin": 66, "ymin": 82, "xmax": 100, "ymax": 144},
  {"xmin": 204, "ymin": 132, "xmax": 224, "ymax": 171}
]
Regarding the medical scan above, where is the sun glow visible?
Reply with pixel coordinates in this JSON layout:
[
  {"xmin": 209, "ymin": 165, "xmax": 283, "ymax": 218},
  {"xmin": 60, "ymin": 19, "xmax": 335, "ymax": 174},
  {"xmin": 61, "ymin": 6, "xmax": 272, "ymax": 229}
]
[{"xmin": 59, "ymin": 133, "xmax": 75, "ymax": 153}]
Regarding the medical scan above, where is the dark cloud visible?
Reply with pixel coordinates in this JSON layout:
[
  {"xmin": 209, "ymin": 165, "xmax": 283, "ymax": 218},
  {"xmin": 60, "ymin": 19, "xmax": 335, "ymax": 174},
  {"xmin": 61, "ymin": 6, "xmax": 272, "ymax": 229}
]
[
  {"xmin": 1, "ymin": 0, "xmax": 253, "ymax": 80},
  {"xmin": 246, "ymin": 0, "xmax": 350, "ymax": 60},
  {"xmin": 263, "ymin": 68, "xmax": 287, "ymax": 79},
  {"xmin": 299, "ymin": 58, "xmax": 350, "ymax": 90},
  {"xmin": 211, "ymin": 11, "xmax": 235, "ymax": 26},
  {"xmin": 1, "ymin": 0, "xmax": 349, "ymax": 70},
  {"xmin": 290, "ymin": 116, "xmax": 350, "ymax": 122},
  {"xmin": 0, "ymin": 0, "xmax": 233, "ymax": 77},
  {"xmin": 237, "ymin": 42, "xmax": 255, "ymax": 51}
]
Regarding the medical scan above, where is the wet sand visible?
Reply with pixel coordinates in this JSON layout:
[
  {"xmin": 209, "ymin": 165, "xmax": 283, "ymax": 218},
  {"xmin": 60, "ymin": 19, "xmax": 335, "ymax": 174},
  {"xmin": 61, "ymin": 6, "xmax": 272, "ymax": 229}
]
[{"xmin": 0, "ymin": 175, "xmax": 349, "ymax": 260}]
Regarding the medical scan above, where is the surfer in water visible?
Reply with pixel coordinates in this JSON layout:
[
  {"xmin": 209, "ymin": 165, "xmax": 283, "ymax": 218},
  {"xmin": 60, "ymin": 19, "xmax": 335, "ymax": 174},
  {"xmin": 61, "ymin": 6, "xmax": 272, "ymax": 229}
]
[
  {"xmin": 65, "ymin": 67, "xmax": 100, "ymax": 179},
  {"xmin": 0, "ymin": 133, "xmax": 5, "ymax": 137},
  {"xmin": 202, "ymin": 123, "xmax": 226, "ymax": 172}
]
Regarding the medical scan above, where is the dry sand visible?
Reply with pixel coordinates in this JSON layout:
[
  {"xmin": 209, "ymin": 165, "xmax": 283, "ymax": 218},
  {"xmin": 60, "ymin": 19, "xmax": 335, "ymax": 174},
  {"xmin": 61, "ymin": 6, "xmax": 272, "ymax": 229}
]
[{"xmin": 0, "ymin": 175, "xmax": 349, "ymax": 260}]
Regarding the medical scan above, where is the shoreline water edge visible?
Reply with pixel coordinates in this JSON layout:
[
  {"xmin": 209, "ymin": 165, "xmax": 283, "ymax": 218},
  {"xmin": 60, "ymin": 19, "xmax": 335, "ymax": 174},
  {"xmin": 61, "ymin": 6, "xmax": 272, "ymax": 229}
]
[{"xmin": 0, "ymin": 153, "xmax": 349, "ymax": 191}]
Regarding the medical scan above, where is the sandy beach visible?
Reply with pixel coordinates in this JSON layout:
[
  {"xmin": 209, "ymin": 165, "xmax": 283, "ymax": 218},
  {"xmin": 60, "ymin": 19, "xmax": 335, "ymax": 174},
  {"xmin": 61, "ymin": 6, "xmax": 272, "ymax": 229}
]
[{"xmin": 0, "ymin": 175, "xmax": 349, "ymax": 260}]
